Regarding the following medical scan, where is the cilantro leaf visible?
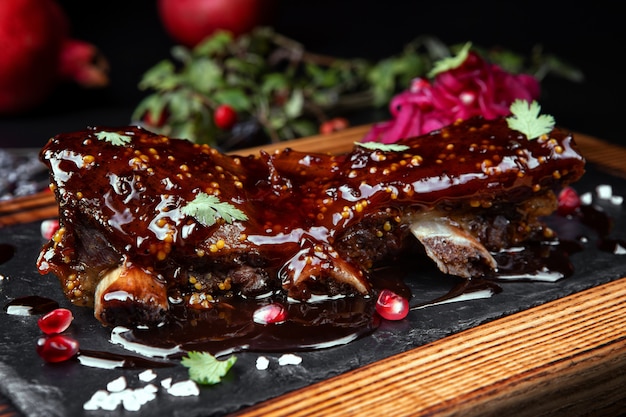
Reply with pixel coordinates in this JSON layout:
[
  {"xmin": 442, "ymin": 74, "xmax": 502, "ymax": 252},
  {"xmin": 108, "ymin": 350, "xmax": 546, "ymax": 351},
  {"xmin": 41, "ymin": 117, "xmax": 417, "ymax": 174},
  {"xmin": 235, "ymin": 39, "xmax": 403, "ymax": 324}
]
[
  {"xmin": 355, "ymin": 142, "xmax": 409, "ymax": 152},
  {"xmin": 506, "ymin": 99, "xmax": 555, "ymax": 140},
  {"xmin": 95, "ymin": 131, "xmax": 132, "ymax": 146},
  {"xmin": 181, "ymin": 192, "xmax": 248, "ymax": 227},
  {"xmin": 427, "ymin": 42, "xmax": 472, "ymax": 78},
  {"xmin": 181, "ymin": 351, "xmax": 237, "ymax": 385}
]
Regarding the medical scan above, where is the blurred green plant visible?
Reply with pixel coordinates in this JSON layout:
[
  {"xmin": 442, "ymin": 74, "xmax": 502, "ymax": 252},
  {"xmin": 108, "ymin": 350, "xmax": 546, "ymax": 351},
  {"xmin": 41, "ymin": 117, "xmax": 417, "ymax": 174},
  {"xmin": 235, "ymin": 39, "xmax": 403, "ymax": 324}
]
[{"xmin": 132, "ymin": 27, "xmax": 582, "ymax": 149}]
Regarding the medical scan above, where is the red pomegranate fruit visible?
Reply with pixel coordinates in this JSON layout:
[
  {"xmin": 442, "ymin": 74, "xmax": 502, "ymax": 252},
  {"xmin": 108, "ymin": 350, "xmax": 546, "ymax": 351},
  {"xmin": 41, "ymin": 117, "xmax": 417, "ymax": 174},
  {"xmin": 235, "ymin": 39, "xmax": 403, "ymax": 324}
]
[{"xmin": 0, "ymin": 0, "xmax": 109, "ymax": 114}]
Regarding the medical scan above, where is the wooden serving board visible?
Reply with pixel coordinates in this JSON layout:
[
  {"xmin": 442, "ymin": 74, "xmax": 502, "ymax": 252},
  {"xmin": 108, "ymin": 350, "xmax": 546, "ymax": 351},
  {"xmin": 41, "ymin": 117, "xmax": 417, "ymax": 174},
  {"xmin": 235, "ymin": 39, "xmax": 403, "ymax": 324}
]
[
  {"xmin": 1, "ymin": 126, "xmax": 625, "ymax": 417},
  {"xmin": 234, "ymin": 278, "xmax": 626, "ymax": 417},
  {"xmin": 228, "ymin": 126, "xmax": 626, "ymax": 417}
]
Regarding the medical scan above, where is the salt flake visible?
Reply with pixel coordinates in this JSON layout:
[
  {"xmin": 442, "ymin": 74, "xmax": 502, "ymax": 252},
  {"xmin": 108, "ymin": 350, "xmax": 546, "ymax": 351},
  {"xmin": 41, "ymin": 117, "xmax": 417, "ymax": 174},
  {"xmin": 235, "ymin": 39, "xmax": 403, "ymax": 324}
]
[
  {"xmin": 160, "ymin": 377, "xmax": 172, "ymax": 389},
  {"xmin": 122, "ymin": 393, "xmax": 142, "ymax": 412},
  {"xmin": 83, "ymin": 384, "xmax": 158, "ymax": 412},
  {"xmin": 138, "ymin": 369, "xmax": 157, "ymax": 382},
  {"xmin": 83, "ymin": 390, "xmax": 111, "ymax": 411},
  {"xmin": 256, "ymin": 356, "xmax": 270, "ymax": 370},
  {"xmin": 596, "ymin": 184, "xmax": 612, "ymax": 199},
  {"xmin": 614, "ymin": 243, "xmax": 626, "ymax": 255},
  {"xmin": 580, "ymin": 192, "xmax": 593, "ymax": 205},
  {"xmin": 107, "ymin": 376, "xmax": 127, "ymax": 392},
  {"xmin": 278, "ymin": 353, "xmax": 302, "ymax": 366},
  {"xmin": 121, "ymin": 385, "xmax": 158, "ymax": 411},
  {"xmin": 167, "ymin": 380, "xmax": 200, "ymax": 397}
]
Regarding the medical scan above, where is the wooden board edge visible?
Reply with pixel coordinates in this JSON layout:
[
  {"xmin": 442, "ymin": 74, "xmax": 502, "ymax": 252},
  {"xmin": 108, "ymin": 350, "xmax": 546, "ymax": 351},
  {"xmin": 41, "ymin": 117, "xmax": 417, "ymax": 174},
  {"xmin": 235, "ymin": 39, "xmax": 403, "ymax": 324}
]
[
  {"xmin": 233, "ymin": 277, "xmax": 626, "ymax": 417},
  {"xmin": 231, "ymin": 125, "xmax": 626, "ymax": 177}
]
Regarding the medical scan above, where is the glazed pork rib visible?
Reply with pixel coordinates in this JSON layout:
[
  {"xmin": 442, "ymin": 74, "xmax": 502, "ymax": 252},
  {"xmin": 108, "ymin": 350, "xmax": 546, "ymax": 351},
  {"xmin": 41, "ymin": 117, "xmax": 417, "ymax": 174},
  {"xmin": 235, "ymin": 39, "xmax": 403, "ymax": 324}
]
[{"xmin": 37, "ymin": 117, "xmax": 585, "ymax": 327}]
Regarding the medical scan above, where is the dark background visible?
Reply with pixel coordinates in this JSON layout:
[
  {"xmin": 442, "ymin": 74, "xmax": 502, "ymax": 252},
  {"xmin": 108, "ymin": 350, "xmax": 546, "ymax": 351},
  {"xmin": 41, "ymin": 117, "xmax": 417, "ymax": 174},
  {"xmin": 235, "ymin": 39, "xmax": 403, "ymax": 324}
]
[
  {"xmin": 1, "ymin": 3, "xmax": 625, "ymax": 415},
  {"xmin": 0, "ymin": 1, "xmax": 623, "ymax": 148}
]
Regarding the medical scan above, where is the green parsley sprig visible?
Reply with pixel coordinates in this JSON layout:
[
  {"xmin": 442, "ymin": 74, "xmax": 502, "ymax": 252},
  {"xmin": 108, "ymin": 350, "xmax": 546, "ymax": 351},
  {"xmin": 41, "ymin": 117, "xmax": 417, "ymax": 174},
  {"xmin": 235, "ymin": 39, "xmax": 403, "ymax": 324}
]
[
  {"xmin": 181, "ymin": 351, "xmax": 237, "ymax": 385},
  {"xmin": 95, "ymin": 131, "xmax": 132, "ymax": 146},
  {"xmin": 181, "ymin": 192, "xmax": 248, "ymax": 227},
  {"xmin": 506, "ymin": 99, "xmax": 555, "ymax": 140},
  {"xmin": 355, "ymin": 142, "xmax": 409, "ymax": 152},
  {"xmin": 427, "ymin": 42, "xmax": 472, "ymax": 78}
]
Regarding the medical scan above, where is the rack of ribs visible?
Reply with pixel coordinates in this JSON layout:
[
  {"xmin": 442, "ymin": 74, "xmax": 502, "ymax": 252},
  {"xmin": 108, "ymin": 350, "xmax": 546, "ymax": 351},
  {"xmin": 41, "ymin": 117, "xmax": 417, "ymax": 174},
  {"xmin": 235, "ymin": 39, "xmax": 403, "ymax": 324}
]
[{"xmin": 36, "ymin": 116, "xmax": 585, "ymax": 328}]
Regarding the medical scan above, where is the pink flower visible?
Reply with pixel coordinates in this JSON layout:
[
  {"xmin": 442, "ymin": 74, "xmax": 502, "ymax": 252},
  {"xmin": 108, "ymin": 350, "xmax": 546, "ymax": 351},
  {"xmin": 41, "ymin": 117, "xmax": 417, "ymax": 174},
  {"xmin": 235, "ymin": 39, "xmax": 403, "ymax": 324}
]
[{"xmin": 363, "ymin": 51, "xmax": 540, "ymax": 144}]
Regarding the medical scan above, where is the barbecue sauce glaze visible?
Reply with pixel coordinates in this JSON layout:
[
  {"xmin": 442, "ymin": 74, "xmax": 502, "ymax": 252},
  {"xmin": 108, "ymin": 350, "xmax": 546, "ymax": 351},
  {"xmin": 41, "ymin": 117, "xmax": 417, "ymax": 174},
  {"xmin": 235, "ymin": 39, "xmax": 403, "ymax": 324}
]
[{"xmin": 35, "ymin": 116, "xmax": 586, "ymax": 354}]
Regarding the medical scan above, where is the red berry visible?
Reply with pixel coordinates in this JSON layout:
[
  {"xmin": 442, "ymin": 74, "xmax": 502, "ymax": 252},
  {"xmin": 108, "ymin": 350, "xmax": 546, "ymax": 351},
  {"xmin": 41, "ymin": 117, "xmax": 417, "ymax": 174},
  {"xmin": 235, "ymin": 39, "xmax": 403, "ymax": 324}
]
[
  {"xmin": 38, "ymin": 308, "xmax": 73, "ymax": 334},
  {"xmin": 253, "ymin": 303, "xmax": 287, "ymax": 325},
  {"xmin": 36, "ymin": 334, "xmax": 79, "ymax": 363},
  {"xmin": 375, "ymin": 289, "xmax": 409, "ymax": 321},
  {"xmin": 319, "ymin": 117, "xmax": 349, "ymax": 135},
  {"xmin": 214, "ymin": 104, "xmax": 237, "ymax": 130},
  {"xmin": 557, "ymin": 186, "xmax": 581, "ymax": 216},
  {"xmin": 142, "ymin": 108, "xmax": 169, "ymax": 128}
]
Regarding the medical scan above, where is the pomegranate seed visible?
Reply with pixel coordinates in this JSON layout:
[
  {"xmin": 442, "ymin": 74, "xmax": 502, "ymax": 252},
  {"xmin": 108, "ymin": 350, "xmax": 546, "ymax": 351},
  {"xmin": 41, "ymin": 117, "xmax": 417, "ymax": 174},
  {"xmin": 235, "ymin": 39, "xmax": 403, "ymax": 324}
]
[
  {"xmin": 253, "ymin": 303, "xmax": 287, "ymax": 325},
  {"xmin": 375, "ymin": 289, "xmax": 409, "ymax": 321},
  {"xmin": 38, "ymin": 308, "xmax": 74, "ymax": 334},
  {"xmin": 40, "ymin": 219, "xmax": 59, "ymax": 240},
  {"xmin": 36, "ymin": 334, "xmax": 79, "ymax": 363},
  {"xmin": 557, "ymin": 187, "xmax": 581, "ymax": 216},
  {"xmin": 214, "ymin": 104, "xmax": 237, "ymax": 130}
]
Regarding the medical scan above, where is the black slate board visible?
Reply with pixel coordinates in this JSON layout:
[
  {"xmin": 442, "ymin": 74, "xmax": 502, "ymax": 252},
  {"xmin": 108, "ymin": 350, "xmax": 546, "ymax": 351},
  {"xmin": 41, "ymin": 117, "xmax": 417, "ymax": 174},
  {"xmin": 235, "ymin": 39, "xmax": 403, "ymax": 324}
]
[{"xmin": 1, "ymin": 163, "xmax": 625, "ymax": 417}]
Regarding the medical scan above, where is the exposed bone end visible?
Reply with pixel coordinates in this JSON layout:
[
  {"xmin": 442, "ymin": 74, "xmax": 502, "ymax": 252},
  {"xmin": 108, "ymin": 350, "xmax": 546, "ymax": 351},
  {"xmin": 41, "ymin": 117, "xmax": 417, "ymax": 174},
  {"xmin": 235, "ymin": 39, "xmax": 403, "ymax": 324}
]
[
  {"xmin": 94, "ymin": 264, "xmax": 169, "ymax": 327},
  {"xmin": 323, "ymin": 254, "xmax": 370, "ymax": 295},
  {"xmin": 281, "ymin": 242, "xmax": 370, "ymax": 299},
  {"xmin": 410, "ymin": 216, "xmax": 497, "ymax": 279}
]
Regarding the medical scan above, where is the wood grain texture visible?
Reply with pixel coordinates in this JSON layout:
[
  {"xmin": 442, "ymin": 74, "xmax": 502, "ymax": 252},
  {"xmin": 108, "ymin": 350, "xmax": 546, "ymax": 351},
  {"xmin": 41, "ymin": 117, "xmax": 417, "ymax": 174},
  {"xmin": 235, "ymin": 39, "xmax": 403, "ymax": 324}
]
[
  {"xmin": 230, "ymin": 124, "xmax": 624, "ymax": 171},
  {"xmin": 234, "ymin": 277, "xmax": 626, "ymax": 417},
  {"xmin": 0, "ymin": 402, "xmax": 19, "ymax": 417},
  {"xmin": 226, "ymin": 124, "xmax": 373, "ymax": 156}
]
